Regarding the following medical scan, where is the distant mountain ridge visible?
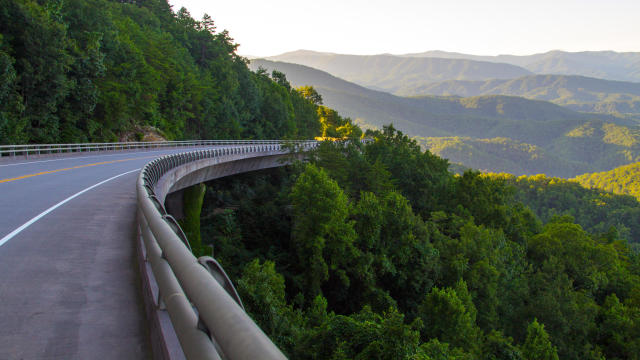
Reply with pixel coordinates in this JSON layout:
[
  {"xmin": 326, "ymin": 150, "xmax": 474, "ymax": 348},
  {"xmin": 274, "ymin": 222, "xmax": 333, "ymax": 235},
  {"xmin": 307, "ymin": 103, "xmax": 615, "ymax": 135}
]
[
  {"xmin": 402, "ymin": 50, "xmax": 640, "ymax": 82},
  {"xmin": 267, "ymin": 50, "xmax": 533, "ymax": 93},
  {"xmin": 410, "ymin": 75, "xmax": 640, "ymax": 117},
  {"xmin": 267, "ymin": 50, "xmax": 640, "ymax": 109},
  {"xmin": 250, "ymin": 59, "xmax": 640, "ymax": 177}
]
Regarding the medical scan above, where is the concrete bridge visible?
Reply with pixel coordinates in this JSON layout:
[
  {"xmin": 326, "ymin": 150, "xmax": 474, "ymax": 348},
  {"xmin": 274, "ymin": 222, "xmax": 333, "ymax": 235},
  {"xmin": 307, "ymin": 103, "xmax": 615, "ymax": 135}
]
[{"xmin": 0, "ymin": 141, "xmax": 314, "ymax": 360}]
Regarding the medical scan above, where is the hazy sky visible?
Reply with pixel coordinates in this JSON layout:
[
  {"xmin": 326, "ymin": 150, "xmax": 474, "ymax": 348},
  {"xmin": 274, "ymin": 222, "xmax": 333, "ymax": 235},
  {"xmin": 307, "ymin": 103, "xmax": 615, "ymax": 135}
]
[{"xmin": 167, "ymin": 0, "xmax": 640, "ymax": 57}]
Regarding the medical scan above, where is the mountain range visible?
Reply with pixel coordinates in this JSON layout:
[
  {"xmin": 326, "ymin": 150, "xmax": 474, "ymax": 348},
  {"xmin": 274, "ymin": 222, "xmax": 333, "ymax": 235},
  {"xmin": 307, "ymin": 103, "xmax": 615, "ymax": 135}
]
[
  {"xmin": 268, "ymin": 50, "xmax": 640, "ymax": 119},
  {"xmin": 250, "ymin": 59, "xmax": 640, "ymax": 177},
  {"xmin": 405, "ymin": 75, "xmax": 640, "ymax": 118},
  {"xmin": 401, "ymin": 50, "xmax": 640, "ymax": 83},
  {"xmin": 268, "ymin": 50, "xmax": 532, "ymax": 93}
]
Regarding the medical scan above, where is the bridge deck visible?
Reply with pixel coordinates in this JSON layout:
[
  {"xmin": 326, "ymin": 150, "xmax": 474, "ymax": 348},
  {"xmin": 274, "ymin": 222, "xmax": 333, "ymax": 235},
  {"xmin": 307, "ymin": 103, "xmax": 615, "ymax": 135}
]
[{"xmin": 0, "ymin": 148, "xmax": 216, "ymax": 359}]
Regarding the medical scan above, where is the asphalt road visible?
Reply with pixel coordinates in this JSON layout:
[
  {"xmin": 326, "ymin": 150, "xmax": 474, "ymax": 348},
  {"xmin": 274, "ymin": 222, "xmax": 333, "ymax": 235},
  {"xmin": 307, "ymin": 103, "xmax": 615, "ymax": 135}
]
[{"xmin": 0, "ymin": 147, "xmax": 217, "ymax": 359}]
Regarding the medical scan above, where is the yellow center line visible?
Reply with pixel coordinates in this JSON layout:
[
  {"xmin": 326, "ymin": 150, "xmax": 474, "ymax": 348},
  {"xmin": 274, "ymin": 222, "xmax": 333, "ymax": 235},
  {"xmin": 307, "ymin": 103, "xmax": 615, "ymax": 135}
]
[{"xmin": 0, "ymin": 155, "xmax": 159, "ymax": 184}]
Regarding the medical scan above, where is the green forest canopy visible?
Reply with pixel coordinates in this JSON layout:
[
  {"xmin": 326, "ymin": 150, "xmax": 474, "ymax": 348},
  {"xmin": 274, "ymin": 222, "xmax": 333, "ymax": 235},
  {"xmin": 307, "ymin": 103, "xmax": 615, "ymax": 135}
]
[
  {"xmin": 0, "ymin": 0, "xmax": 360, "ymax": 144},
  {"xmin": 201, "ymin": 127, "xmax": 640, "ymax": 359},
  {"xmin": 490, "ymin": 173, "xmax": 640, "ymax": 246}
]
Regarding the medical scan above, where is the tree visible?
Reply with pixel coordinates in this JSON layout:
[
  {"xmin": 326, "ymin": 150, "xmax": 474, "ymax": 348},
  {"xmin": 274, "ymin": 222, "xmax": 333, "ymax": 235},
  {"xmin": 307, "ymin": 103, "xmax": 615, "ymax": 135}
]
[
  {"xmin": 414, "ymin": 338, "xmax": 474, "ymax": 360},
  {"xmin": 597, "ymin": 294, "xmax": 640, "ymax": 359},
  {"xmin": 452, "ymin": 171, "xmax": 512, "ymax": 230},
  {"xmin": 364, "ymin": 125, "xmax": 451, "ymax": 217},
  {"xmin": 0, "ymin": 0, "xmax": 72, "ymax": 143},
  {"xmin": 528, "ymin": 220, "xmax": 619, "ymax": 293},
  {"xmin": 297, "ymin": 85, "xmax": 322, "ymax": 105},
  {"xmin": 521, "ymin": 319, "xmax": 559, "ymax": 360},
  {"xmin": 290, "ymin": 163, "xmax": 357, "ymax": 304},
  {"xmin": 200, "ymin": 13, "xmax": 215, "ymax": 34},
  {"xmin": 0, "ymin": 43, "xmax": 26, "ymax": 144},
  {"xmin": 294, "ymin": 306, "xmax": 423, "ymax": 360},
  {"xmin": 418, "ymin": 281, "xmax": 481, "ymax": 354},
  {"xmin": 237, "ymin": 258, "xmax": 302, "ymax": 354},
  {"xmin": 376, "ymin": 191, "xmax": 439, "ymax": 317},
  {"xmin": 482, "ymin": 331, "xmax": 523, "ymax": 360}
]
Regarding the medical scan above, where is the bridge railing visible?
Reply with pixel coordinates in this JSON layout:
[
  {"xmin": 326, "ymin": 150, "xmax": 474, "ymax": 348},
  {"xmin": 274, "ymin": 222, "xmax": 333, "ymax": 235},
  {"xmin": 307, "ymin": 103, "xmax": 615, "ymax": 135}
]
[
  {"xmin": 0, "ymin": 140, "xmax": 285, "ymax": 158},
  {"xmin": 137, "ymin": 140, "xmax": 317, "ymax": 360}
]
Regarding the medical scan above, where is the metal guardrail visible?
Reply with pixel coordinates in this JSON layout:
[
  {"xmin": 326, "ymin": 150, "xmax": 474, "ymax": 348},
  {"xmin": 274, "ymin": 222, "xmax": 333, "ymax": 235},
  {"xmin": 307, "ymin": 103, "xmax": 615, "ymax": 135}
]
[
  {"xmin": 0, "ymin": 140, "xmax": 287, "ymax": 157},
  {"xmin": 137, "ymin": 141, "xmax": 318, "ymax": 360}
]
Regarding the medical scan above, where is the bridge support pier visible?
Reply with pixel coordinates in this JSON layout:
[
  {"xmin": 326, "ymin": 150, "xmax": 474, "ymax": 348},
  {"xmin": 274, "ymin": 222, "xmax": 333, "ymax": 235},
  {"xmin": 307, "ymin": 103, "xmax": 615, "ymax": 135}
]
[{"xmin": 165, "ymin": 189, "xmax": 185, "ymax": 220}]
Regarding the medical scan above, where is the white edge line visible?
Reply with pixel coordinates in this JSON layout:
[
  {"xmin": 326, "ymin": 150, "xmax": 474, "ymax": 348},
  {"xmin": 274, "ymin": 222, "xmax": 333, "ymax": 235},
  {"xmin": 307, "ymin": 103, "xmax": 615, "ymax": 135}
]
[{"xmin": 0, "ymin": 168, "xmax": 141, "ymax": 248}]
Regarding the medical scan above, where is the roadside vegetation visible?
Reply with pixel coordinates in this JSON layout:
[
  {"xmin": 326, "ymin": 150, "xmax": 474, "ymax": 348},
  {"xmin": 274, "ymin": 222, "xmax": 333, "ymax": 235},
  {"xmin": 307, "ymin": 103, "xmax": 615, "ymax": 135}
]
[{"xmin": 201, "ymin": 126, "xmax": 640, "ymax": 359}]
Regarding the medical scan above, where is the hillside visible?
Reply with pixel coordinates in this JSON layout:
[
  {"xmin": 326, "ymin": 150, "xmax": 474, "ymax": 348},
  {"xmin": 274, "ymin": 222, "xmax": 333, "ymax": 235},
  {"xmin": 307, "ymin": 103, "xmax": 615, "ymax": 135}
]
[
  {"xmin": 199, "ymin": 136, "xmax": 640, "ymax": 359},
  {"xmin": 419, "ymin": 136, "xmax": 588, "ymax": 178},
  {"xmin": 251, "ymin": 59, "xmax": 640, "ymax": 177},
  {"xmin": 267, "ymin": 50, "xmax": 532, "ymax": 93},
  {"xmin": 250, "ymin": 59, "xmax": 453, "ymax": 137},
  {"xmin": 0, "ymin": 0, "xmax": 341, "ymax": 144},
  {"xmin": 492, "ymin": 173, "xmax": 640, "ymax": 244},
  {"xmin": 573, "ymin": 162, "xmax": 640, "ymax": 201},
  {"xmin": 403, "ymin": 50, "xmax": 640, "ymax": 83},
  {"xmin": 407, "ymin": 75, "xmax": 640, "ymax": 117}
]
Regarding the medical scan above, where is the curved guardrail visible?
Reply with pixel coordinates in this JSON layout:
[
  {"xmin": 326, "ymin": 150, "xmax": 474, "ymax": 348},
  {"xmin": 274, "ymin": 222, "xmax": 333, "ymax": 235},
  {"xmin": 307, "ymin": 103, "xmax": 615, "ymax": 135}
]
[
  {"xmin": 137, "ymin": 141, "xmax": 317, "ymax": 360},
  {"xmin": 0, "ymin": 140, "xmax": 286, "ymax": 158}
]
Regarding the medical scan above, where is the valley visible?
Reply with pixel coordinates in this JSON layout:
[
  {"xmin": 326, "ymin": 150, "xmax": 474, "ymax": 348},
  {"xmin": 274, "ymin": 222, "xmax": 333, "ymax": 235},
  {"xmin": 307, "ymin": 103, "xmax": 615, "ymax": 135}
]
[{"xmin": 251, "ymin": 58, "xmax": 640, "ymax": 177}]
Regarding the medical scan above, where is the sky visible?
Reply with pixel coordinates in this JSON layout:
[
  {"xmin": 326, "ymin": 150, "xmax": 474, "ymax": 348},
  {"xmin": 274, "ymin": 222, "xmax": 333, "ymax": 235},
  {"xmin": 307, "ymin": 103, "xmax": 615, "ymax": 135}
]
[{"xmin": 167, "ymin": 0, "xmax": 640, "ymax": 57}]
